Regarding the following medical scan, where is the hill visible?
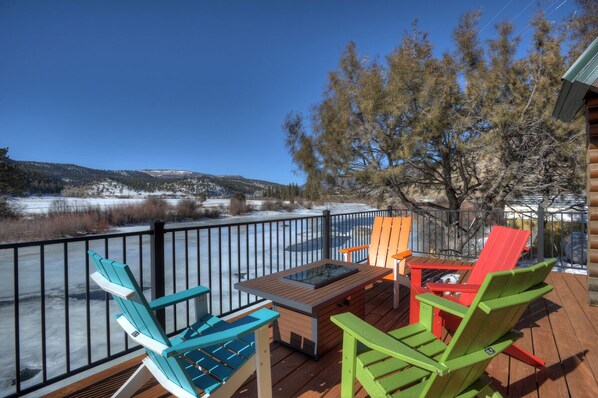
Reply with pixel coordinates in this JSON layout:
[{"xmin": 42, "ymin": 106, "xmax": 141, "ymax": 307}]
[{"xmin": 14, "ymin": 161, "xmax": 284, "ymax": 197}]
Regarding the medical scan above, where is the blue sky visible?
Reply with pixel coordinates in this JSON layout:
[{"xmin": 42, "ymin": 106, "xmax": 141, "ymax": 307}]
[{"xmin": 1, "ymin": 0, "xmax": 576, "ymax": 184}]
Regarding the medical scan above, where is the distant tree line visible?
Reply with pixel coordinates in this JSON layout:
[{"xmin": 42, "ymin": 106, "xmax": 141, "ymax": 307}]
[{"xmin": 263, "ymin": 183, "xmax": 302, "ymax": 202}]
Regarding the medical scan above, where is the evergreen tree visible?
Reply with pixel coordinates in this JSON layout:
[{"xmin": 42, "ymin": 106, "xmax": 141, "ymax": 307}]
[{"xmin": 284, "ymin": 11, "xmax": 585, "ymax": 252}]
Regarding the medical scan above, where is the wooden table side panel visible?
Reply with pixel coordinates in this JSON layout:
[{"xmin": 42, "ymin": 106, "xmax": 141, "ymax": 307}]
[{"xmin": 235, "ymin": 260, "xmax": 390, "ymax": 312}]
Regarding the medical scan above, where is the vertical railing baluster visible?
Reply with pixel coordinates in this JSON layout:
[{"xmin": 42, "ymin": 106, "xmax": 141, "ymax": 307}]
[
  {"xmin": 122, "ymin": 237, "xmax": 128, "ymax": 350},
  {"xmin": 228, "ymin": 226, "xmax": 232, "ymax": 313},
  {"xmin": 139, "ymin": 235, "xmax": 144, "ymax": 289},
  {"xmin": 322, "ymin": 210, "xmax": 331, "ymax": 260},
  {"xmin": 246, "ymin": 224, "xmax": 250, "ymax": 303},
  {"xmin": 254, "ymin": 224, "xmax": 258, "ymax": 276},
  {"xmin": 150, "ymin": 221, "xmax": 166, "ymax": 329},
  {"xmin": 218, "ymin": 227, "xmax": 223, "ymax": 315},
  {"xmin": 40, "ymin": 245, "xmax": 47, "ymax": 382},
  {"xmin": 197, "ymin": 229, "xmax": 201, "ymax": 287},
  {"xmin": 208, "ymin": 229, "xmax": 212, "ymax": 314},
  {"xmin": 172, "ymin": 231, "xmax": 177, "ymax": 330},
  {"xmin": 282, "ymin": 221, "xmax": 286, "ymax": 270},
  {"xmin": 85, "ymin": 240, "xmax": 91, "ymax": 365},
  {"xmin": 237, "ymin": 225, "xmax": 241, "ymax": 308},
  {"xmin": 13, "ymin": 247, "xmax": 21, "ymax": 395},
  {"xmin": 104, "ymin": 239, "xmax": 110, "ymax": 356},
  {"xmin": 64, "ymin": 242, "xmax": 71, "ymax": 373},
  {"xmin": 262, "ymin": 223, "xmax": 265, "ymax": 274},
  {"xmin": 294, "ymin": 219, "xmax": 298, "ymax": 266},
  {"xmin": 269, "ymin": 222, "xmax": 273, "ymax": 274},
  {"xmin": 276, "ymin": 221, "xmax": 280, "ymax": 271},
  {"xmin": 537, "ymin": 207, "xmax": 545, "ymax": 262},
  {"xmin": 185, "ymin": 230, "xmax": 189, "ymax": 327}
]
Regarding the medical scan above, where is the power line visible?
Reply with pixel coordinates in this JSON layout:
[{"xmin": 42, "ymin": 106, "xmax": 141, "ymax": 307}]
[
  {"xmin": 479, "ymin": 0, "xmax": 515, "ymax": 34},
  {"xmin": 515, "ymin": 0, "xmax": 568, "ymax": 40}
]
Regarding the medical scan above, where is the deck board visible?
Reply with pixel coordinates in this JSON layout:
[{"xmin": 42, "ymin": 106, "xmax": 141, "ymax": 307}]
[{"xmin": 45, "ymin": 272, "xmax": 598, "ymax": 398}]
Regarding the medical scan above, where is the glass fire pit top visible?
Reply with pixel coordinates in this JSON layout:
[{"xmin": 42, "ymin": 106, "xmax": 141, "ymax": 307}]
[{"xmin": 282, "ymin": 263, "xmax": 358, "ymax": 289}]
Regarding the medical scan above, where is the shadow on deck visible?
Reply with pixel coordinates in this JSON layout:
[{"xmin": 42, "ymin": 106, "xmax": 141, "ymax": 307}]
[{"xmin": 46, "ymin": 272, "xmax": 598, "ymax": 397}]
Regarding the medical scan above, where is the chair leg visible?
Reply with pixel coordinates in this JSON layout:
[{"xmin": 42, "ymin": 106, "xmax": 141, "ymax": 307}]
[
  {"xmin": 113, "ymin": 362, "xmax": 152, "ymax": 398},
  {"xmin": 410, "ymin": 292, "xmax": 419, "ymax": 324},
  {"xmin": 254, "ymin": 325, "xmax": 273, "ymax": 398},
  {"xmin": 340, "ymin": 332, "xmax": 358, "ymax": 398},
  {"xmin": 504, "ymin": 344, "xmax": 545, "ymax": 367},
  {"xmin": 393, "ymin": 278, "xmax": 400, "ymax": 309}
]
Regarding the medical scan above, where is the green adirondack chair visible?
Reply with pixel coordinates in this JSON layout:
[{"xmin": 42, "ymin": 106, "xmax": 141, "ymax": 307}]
[
  {"xmin": 331, "ymin": 258, "xmax": 556, "ymax": 397},
  {"xmin": 88, "ymin": 250, "xmax": 279, "ymax": 398}
]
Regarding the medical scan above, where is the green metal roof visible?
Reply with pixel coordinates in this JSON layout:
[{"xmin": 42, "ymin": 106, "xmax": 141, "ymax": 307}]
[{"xmin": 553, "ymin": 37, "xmax": 598, "ymax": 122}]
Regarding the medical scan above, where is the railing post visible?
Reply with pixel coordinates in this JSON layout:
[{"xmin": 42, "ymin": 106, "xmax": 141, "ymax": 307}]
[
  {"xmin": 151, "ymin": 221, "xmax": 166, "ymax": 328},
  {"xmin": 537, "ymin": 207, "xmax": 545, "ymax": 262},
  {"xmin": 322, "ymin": 210, "xmax": 331, "ymax": 260},
  {"xmin": 387, "ymin": 205, "xmax": 394, "ymax": 217}
]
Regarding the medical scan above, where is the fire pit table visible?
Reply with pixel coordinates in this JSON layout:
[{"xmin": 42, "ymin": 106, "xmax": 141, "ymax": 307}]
[{"xmin": 234, "ymin": 259, "xmax": 391, "ymax": 358}]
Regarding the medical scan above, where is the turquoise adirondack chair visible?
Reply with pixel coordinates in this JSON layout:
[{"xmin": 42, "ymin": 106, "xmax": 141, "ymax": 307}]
[
  {"xmin": 88, "ymin": 250, "xmax": 279, "ymax": 398},
  {"xmin": 331, "ymin": 258, "xmax": 556, "ymax": 397}
]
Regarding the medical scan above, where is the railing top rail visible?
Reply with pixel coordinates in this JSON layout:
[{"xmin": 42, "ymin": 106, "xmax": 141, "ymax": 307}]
[
  {"xmin": 329, "ymin": 209, "xmax": 388, "ymax": 217},
  {"xmin": 0, "ymin": 229, "xmax": 154, "ymax": 250},
  {"xmin": 164, "ymin": 214, "xmax": 325, "ymax": 233}
]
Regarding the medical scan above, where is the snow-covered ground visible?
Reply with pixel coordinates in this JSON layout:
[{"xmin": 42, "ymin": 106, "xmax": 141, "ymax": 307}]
[{"xmin": 9, "ymin": 196, "xmax": 374, "ymax": 216}]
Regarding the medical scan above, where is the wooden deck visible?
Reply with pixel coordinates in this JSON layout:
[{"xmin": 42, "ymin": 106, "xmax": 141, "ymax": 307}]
[{"xmin": 47, "ymin": 272, "xmax": 598, "ymax": 397}]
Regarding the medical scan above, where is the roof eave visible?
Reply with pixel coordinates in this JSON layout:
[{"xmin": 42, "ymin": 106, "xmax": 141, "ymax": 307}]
[{"xmin": 553, "ymin": 37, "xmax": 598, "ymax": 122}]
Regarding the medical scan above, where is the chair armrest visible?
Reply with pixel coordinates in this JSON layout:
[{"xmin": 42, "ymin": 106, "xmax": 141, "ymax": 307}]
[
  {"xmin": 409, "ymin": 263, "xmax": 474, "ymax": 271},
  {"xmin": 426, "ymin": 283, "xmax": 481, "ymax": 295},
  {"xmin": 331, "ymin": 312, "xmax": 447, "ymax": 375},
  {"xmin": 339, "ymin": 245, "xmax": 369, "ymax": 254},
  {"xmin": 149, "ymin": 285, "xmax": 210, "ymax": 311},
  {"xmin": 163, "ymin": 308, "xmax": 279, "ymax": 357},
  {"xmin": 392, "ymin": 249, "xmax": 413, "ymax": 260},
  {"xmin": 416, "ymin": 293, "xmax": 468, "ymax": 318}
]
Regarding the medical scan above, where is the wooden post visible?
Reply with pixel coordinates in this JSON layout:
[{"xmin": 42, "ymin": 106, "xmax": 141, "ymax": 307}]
[
  {"xmin": 587, "ymin": 95, "xmax": 598, "ymax": 306},
  {"xmin": 151, "ymin": 221, "xmax": 166, "ymax": 327}
]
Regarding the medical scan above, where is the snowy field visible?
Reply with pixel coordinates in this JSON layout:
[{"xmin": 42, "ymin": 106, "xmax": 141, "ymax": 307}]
[{"xmin": 9, "ymin": 196, "xmax": 374, "ymax": 216}]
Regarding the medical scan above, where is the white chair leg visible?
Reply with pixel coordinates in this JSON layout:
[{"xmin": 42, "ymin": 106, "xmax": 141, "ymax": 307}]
[
  {"xmin": 254, "ymin": 325, "xmax": 273, "ymax": 398},
  {"xmin": 393, "ymin": 261, "xmax": 400, "ymax": 309},
  {"xmin": 393, "ymin": 278, "xmax": 400, "ymax": 309},
  {"xmin": 113, "ymin": 362, "xmax": 152, "ymax": 398},
  {"xmin": 343, "ymin": 252, "xmax": 350, "ymax": 262}
]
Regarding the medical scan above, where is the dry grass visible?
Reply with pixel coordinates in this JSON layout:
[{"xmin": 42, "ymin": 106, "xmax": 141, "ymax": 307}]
[
  {"xmin": 260, "ymin": 200, "xmax": 298, "ymax": 211},
  {"xmin": 0, "ymin": 197, "xmax": 222, "ymax": 243}
]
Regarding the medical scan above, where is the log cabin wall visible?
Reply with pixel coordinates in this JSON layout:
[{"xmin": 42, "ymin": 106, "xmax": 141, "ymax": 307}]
[{"xmin": 587, "ymin": 93, "xmax": 598, "ymax": 305}]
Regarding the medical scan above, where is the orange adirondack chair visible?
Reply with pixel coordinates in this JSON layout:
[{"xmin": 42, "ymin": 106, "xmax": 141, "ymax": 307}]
[
  {"xmin": 408, "ymin": 225, "xmax": 544, "ymax": 366},
  {"xmin": 339, "ymin": 216, "xmax": 412, "ymax": 309}
]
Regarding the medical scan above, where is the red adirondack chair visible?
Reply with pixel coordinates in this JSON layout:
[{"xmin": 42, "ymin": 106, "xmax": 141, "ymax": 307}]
[{"xmin": 408, "ymin": 225, "xmax": 544, "ymax": 367}]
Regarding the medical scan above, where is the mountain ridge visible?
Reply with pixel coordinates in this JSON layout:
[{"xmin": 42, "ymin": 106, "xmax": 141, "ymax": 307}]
[{"xmin": 14, "ymin": 160, "xmax": 285, "ymax": 197}]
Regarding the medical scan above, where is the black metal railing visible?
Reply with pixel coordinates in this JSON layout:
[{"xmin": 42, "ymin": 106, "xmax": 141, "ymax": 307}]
[{"xmin": 0, "ymin": 206, "xmax": 587, "ymax": 397}]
